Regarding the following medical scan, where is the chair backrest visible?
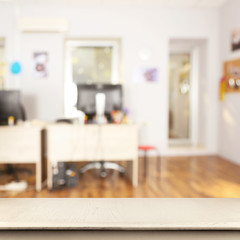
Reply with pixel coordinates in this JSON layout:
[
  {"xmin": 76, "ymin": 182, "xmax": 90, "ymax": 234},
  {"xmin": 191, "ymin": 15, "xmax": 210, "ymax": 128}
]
[{"xmin": 0, "ymin": 90, "xmax": 26, "ymax": 125}]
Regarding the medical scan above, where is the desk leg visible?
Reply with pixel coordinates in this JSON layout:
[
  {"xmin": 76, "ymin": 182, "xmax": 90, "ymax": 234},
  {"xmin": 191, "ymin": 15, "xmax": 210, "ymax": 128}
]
[
  {"xmin": 126, "ymin": 158, "xmax": 138, "ymax": 187},
  {"xmin": 47, "ymin": 160, "xmax": 53, "ymax": 190},
  {"xmin": 36, "ymin": 162, "xmax": 42, "ymax": 192}
]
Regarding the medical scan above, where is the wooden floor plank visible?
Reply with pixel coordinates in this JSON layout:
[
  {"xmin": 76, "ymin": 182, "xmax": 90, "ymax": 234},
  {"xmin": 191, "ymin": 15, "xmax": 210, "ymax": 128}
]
[{"xmin": 0, "ymin": 156, "xmax": 240, "ymax": 198}]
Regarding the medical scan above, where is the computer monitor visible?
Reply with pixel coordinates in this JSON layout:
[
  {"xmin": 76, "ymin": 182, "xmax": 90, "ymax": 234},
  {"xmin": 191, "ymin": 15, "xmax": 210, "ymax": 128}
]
[
  {"xmin": 0, "ymin": 90, "xmax": 25, "ymax": 125},
  {"xmin": 76, "ymin": 84, "xmax": 123, "ymax": 120}
]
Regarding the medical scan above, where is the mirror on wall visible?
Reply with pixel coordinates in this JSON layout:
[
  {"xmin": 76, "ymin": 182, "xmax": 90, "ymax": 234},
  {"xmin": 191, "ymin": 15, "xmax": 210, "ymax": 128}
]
[{"xmin": 169, "ymin": 54, "xmax": 191, "ymax": 140}]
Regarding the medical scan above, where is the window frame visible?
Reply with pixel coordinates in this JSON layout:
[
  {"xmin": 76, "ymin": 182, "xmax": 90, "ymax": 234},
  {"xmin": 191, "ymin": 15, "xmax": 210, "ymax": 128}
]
[
  {"xmin": 0, "ymin": 38, "xmax": 5, "ymax": 90},
  {"xmin": 64, "ymin": 39, "xmax": 121, "ymax": 117}
]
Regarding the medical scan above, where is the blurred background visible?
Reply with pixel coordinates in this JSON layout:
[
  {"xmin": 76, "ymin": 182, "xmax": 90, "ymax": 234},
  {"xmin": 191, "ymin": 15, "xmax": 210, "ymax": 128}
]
[{"xmin": 0, "ymin": 0, "xmax": 240, "ymax": 198}]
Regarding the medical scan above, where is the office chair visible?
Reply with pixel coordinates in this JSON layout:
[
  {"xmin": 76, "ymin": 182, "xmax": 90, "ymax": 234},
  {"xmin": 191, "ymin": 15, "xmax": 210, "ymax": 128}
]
[
  {"xmin": 79, "ymin": 92, "xmax": 125, "ymax": 178},
  {"xmin": 80, "ymin": 161, "xmax": 125, "ymax": 178}
]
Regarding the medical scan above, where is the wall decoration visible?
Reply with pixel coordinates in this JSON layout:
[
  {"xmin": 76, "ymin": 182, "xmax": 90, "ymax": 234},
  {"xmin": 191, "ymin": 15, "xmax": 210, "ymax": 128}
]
[
  {"xmin": 219, "ymin": 76, "xmax": 226, "ymax": 101},
  {"xmin": 231, "ymin": 30, "xmax": 240, "ymax": 51},
  {"xmin": 10, "ymin": 61, "xmax": 22, "ymax": 75},
  {"xmin": 133, "ymin": 67, "xmax": 158, "ymax": 83},
  {"xmin": 33, "ymin": 52, "xmax": 48, "ymax": 78},
  {"xmin": 223, "ymin": 58, "xmax": 240, "ymax": 93}
]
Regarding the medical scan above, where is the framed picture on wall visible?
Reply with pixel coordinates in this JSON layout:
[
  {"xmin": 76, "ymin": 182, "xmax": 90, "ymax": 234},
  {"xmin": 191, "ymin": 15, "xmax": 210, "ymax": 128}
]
[
  {"xmin": 33, "ymin": 52, "xmax": 48, "ymax": 79},
  {"xmin": 231, "ymin": 30, "xmax": 240, "ymax": 51},
  {"xmin": 132, "ymin": 67, "xmax": 159, "ymax": 83}
]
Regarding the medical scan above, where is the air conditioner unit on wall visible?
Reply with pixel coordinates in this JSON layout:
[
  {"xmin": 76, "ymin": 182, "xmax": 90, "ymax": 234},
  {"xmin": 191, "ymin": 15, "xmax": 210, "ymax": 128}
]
[{"xmin": 18, "ymin": 17, "xmax": 69, "ymax": 33}]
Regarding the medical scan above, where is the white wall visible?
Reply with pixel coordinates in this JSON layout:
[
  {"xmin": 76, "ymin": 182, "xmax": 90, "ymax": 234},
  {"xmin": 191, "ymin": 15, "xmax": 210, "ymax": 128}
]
[
  {"xmin": 0, "ymin": 3, "xmax": 220, "ymax": 155},
  {"xmin": 20, "ymin": 33, "xmax": 64, "ymax": 121},
  {"xmin": 219, "ymin": 0, "xmax": 240, "ymax": 164}
]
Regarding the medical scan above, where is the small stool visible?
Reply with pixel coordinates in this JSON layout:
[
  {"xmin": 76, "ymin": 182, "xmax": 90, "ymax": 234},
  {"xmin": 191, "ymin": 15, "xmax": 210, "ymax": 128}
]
[{"xmin": 138, "ymin": 145, "xmax": 156, "ymax": 178}]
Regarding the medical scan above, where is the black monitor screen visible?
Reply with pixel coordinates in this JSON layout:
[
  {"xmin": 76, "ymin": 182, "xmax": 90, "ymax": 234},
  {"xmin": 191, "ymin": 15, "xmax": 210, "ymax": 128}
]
[
  {"xmin": 0, "ymin": 90, "xmax": 24, "ymax": 125},
  {"xmin": 76, "ymin": 84, "xmax": 123, "ymax": 115}
]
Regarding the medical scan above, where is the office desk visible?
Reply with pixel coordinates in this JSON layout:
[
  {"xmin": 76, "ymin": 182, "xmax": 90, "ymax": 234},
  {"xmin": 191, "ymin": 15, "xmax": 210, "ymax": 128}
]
[
  {"xmin": 47, "ymin": 124, "xmax": 138, "ymax": 189},
  {"xmin": 0, "ymin": 126, "xmax": 43, "ymax": 191}
]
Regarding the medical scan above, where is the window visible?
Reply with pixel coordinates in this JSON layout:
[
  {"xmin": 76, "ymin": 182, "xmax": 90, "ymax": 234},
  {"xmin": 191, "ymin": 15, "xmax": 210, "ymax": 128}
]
[
  {"xmin": 72, "ymin": 46, "xmax": 112, "ymax": 84},
  {"xmin": 0, "ymin": 39, "xmax": 5, "ymax": 89},
  {"xmin": 64, "ymin": 39, "xmax": 121, "ymax": 117}
]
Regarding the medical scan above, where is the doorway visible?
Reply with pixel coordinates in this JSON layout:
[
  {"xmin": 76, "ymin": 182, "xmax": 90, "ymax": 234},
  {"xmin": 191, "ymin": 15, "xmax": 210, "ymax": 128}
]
[{"xmin": 167, "ymin": 39, "xmax": 208, "ymax": 152}]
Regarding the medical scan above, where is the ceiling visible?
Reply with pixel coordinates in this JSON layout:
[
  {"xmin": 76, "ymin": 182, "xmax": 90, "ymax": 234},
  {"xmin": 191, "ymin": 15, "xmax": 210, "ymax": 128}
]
[{"xmin": 0, "ymin": 0, "xmax": 230, "ymax": 8}]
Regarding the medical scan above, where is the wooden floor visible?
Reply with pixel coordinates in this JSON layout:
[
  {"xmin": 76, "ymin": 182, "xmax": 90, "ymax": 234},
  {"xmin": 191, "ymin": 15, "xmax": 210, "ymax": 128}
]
[{"xmin": 1, "ymin": 156, "xmax": 240, "ymax": 198}]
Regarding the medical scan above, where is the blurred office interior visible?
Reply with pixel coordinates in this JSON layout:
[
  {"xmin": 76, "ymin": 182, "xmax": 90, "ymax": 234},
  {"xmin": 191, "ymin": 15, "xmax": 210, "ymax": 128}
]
[{"xmin": 0, "ymin": 0, "xmax": 240, "ymax": 198}]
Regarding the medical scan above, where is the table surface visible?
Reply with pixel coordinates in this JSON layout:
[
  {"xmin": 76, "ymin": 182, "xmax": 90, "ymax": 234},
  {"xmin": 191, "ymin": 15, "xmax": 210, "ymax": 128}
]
[{"xmin": 0, "ymin": 199, "xmax": 240, "ymax": 230}]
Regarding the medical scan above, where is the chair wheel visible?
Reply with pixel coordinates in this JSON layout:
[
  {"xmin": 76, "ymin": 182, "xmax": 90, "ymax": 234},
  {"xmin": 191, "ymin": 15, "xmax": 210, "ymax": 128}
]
[{"xmin": 100, "ymin": 171, "xmax": 107, "ymax": 178}]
